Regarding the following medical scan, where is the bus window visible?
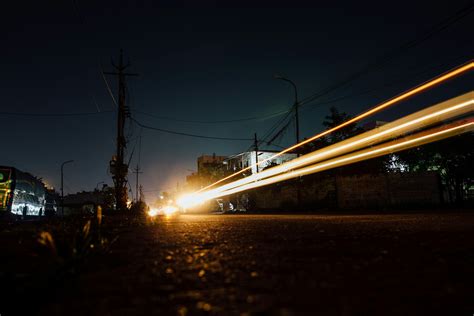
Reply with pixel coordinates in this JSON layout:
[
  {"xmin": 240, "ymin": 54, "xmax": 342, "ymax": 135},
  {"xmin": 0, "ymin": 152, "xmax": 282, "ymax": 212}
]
[{"xmin": 0, "ymin": 170, "xmax": 8, "ymax": 182}]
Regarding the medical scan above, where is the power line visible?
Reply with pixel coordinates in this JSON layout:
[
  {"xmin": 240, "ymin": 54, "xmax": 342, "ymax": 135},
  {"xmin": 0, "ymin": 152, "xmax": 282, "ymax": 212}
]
[
  {"xmin": 300, "ymin": 53, "xmax": 474, "ymax": 111},
  {"xmin": 131, "ymin": 52, "xmax": 471, "ymax": 130},
  {"xmin": 0, "ymin": 110, "xmax": 114, "ymax": 117},
  {"xmin": 111, "ymin": 4, "xmax": 473, "ymax": 129},
  {"xmin": 266, "ymin": 118, "xmax": 294, "ymax": 146},
  {"xmin": 100, "ymin": 63, "xmax": 118, "ymax": 107},
  {"xmin": 65, "ymin": 0, "xmax": 473, "ymax": 125},
  {"xmin": 130, "ymin": 117, "xmax": 253, "ymax": 141},
  {"xmin": 299, "ymin": 2, "xmax": 474, "ymax": 107},
  {"xmin": 260, "ymin": 109, "xmax": 294, "ymax": 143},
  {"xmin": 133, "ymin": 108, "xmax": 290, "ymax": 124},
  {"xmin": 2, "ymin": 56, "xmax": 467, "ymax": 120},
  {"xmin": 262, "ymin": 55, "xmax": 474, "ymax": 147},
  {"xmin": 264, "ymin": 142, "xmax": 287, "ymax": 150},
  {"xmin": 251, "ymin": 1, "xmax": 474, "ymax": 137}
]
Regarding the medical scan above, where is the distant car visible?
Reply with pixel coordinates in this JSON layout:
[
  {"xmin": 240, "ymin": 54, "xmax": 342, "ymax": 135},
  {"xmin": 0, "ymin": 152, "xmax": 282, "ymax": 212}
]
[{"xmin": 222, "ymin": 200, "xmax": 238, "ymax": 214}]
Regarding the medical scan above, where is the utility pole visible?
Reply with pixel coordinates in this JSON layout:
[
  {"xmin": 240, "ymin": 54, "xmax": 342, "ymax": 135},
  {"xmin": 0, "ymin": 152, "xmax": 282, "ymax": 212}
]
[
  {"xmin": 133, "ymin": 134, "xmax": 143, "ymax": 202},
  {"xmin": 254, "ymin": 132, "xmax": 259, "ymax": 173},
  {"xmin": 104, "ymin": 50, "xmax": 138, "ymax": 211},
  {"xmin": 274, "ymin": 74, "xmax": 301, "ymax": 209},
  {"xmin": 294, "ymin": 91, "xmax": 300, "ymax": 147},
  {"xmin": 61, "ymin": 160, "xmax": 74, "ymax": 217},
  {"xmin": 139, "ymin": 185, "xmax": 144, "ymax": 202},
  {"xmin": 133, "ymin": 165, "xmax": 143, "ymax": 202}
]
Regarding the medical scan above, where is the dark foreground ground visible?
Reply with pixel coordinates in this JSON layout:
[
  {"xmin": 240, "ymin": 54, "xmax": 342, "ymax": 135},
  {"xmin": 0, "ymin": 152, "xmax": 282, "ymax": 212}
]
[{"xmin": 1, "ymin": 212, "xmax": 474, "ymax": 315}]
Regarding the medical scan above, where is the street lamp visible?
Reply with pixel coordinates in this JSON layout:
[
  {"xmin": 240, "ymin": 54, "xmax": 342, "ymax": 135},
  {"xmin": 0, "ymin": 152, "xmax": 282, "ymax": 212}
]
[
  {"xmin": 274, "ymin": 74, "xmax": 301, "ymax": 208},
  {"xmin": 273, "ymin": 74, "xmax": 300, "ymax": 147},
  {"xmin": 61, "ymin": 160, "xmax": 74, "ymax": 217}
]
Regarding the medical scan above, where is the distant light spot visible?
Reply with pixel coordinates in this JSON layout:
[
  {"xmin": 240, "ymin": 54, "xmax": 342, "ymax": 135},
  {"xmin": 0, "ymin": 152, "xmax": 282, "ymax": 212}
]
[
  {"xmin": 196, "ymin": 301, "xmax": 211, "ymax": 311},
  {"xmin": 177, "ymin": 306, "xmax": 188, "ymax": 316}
]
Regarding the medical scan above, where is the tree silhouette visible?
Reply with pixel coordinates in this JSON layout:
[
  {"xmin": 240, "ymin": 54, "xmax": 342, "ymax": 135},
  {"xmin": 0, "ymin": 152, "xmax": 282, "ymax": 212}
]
[
  {"xmin": 397, "ymin": 132, "xmax": 474, "ymax": 204},
  {"xmin": 322, "ymin": 106, "xmax": 361, "ymax": 144}
]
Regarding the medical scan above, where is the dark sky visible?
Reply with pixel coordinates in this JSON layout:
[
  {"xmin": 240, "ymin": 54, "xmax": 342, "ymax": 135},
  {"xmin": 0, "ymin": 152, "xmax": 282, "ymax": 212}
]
[{"xmin": 2, "ymin": 0, "xmax": 473, "ymax": 200}]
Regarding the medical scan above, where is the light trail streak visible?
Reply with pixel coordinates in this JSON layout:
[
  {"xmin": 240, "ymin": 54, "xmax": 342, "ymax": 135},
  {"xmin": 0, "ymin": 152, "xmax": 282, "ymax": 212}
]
[
  {"xmin": 178, "ymin": 91, "xmax": 474, "ymax": 208},
  {"xmin": 193, "ymin": 119, "xmax": 473, "ymax": 203},
  {"xmin": 198, "ymin": 61, "xmax": 474, "ymax": 193},
  {"xmin": 184, "ymin": 92, "xmax": 473, "ymax": 202}
]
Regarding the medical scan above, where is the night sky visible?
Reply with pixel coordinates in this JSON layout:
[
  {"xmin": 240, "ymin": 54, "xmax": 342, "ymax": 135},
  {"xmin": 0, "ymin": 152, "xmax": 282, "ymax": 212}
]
[{"xmin": 2, "ymin": 1, "xmax": 473, "ymax": 200}]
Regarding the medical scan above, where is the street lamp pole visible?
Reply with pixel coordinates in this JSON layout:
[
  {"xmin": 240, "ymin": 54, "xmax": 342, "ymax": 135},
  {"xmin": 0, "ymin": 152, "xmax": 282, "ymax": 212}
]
[
  {"xmin": 274, "ymin": 74, "xmax": 300, "ymax": 146},
  {"xmin": 61, "ymin": 160, "xmax": 74, "ymax": 217},
  {"xmin": 274, "ymin": 75, "xmax": 302, "ymax": 209}
]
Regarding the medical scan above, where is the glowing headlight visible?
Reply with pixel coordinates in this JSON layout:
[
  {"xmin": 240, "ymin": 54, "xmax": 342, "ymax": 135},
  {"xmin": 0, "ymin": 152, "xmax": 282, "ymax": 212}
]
[
  {"xmin": 163, "ymin": 205, "xmax": 178, "ymax": 215},
  {"xmin": 177, "ymin": 194, "xmax": 206, "ymax": 209},
  {"xmin": 147, "ymin": 208, "xmax": 160, "ymax": 217}
]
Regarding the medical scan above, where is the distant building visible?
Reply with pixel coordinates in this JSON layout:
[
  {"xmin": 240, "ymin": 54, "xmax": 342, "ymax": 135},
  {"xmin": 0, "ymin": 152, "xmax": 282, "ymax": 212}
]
[
  {"xmin": 183, "ymin": 154, "xmax": 228, "ymax": 190},
  {"xmin": 185, "ymin": 150, "xmax": 298, "ymax": 190},
  {"xmin": 63, "ymin": 190, "xmax": 106, "ymax": 215},
  {"xmin": 197, "ymin": 153, "xmax": 227, "ymax": 174},
  {"xmin": 185, "ymin": 172, "xmax": 201, "ymax": 190},
  {"xmin": 225, "ymin": 150, "xmax": 297, "ymax": 174}
]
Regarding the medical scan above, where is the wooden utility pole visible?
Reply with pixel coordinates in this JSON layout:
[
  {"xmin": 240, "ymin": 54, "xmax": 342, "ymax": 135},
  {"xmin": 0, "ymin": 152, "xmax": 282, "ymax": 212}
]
[
  {"xmin": 254, "ymin": 133, "xmax": 259, "ymax": 173},
  {"xmin": 104, "ymin": 50, "xmax": 138, "ymax": 211},
  {"xmin": 133, "ymin": 165, "xmax": 143, "ymax": 202},
  {"xmin": 133, "ymin": 134, "xmax": 143, "ymax": 202}
]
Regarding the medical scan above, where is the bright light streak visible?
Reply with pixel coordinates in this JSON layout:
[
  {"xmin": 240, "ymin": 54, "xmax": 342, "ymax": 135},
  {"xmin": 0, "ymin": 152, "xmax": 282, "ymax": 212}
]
[
  {"xmin": 163, "ymin": 205, "xmax": 178, "ymax": 216},
  {"xmin": 198, "ymin": 61, "xmax": 474, "ymax": 192},
  {"xmin": 177, "ymin": 194, "xmax": 199, "ymax": 208},
  {"xmin": 177, "ymin": 193, "xmax": 214, "ymax": 209},
  {"xmin": 206, "ymin": 119, "xmax": 473, "ymax": 200},
  {"xmin": 147, "ymin": 205, "xmax": 179, "ymax": 217},
  {"xmin": 148, "ymin": 208, "xmax": 160, "ymax": 217},
  {"xmin": 191, "ymin": 92, "xmax": 474, "ymax": 200}
]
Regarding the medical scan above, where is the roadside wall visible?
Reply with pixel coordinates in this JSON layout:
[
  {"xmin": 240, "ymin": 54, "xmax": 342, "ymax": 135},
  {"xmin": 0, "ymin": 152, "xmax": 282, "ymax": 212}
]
[{"xmin": 253, "ymin": 172, "xmax": 441, "ymax": 211}]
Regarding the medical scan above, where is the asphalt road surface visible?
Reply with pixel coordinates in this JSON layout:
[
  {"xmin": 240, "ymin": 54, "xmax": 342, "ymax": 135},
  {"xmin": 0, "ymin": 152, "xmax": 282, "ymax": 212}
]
[{"xmin": 3, "ymin": 213, "xmax": 474, "ymax": 315}]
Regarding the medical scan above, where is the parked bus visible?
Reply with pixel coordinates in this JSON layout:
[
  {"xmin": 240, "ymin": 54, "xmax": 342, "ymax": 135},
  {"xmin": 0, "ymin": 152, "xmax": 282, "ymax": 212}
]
[{"xmin": 0, "ymin": 166, "xmax": 46, "ymax": 218}]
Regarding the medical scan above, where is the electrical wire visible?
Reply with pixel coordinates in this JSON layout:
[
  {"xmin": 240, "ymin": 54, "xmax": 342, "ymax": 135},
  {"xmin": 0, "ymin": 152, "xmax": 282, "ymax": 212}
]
[
  {"xmin": 266, "ymin": 117, "xmax": 294, "ymax": 146},
  {"xmin": 134, "ymin": 108, "xmax": 291, "ymax": 124},
  {"xmin": 3, "ymin": 56, "xmax": 467, "ymax": 120},
  {"xmin": 130, "ymin": 117, "xmax": 253, "ymax": 141},
  {"xmin": 131, "ymin": 52, "xmax": 472, "ymax": 130},
  {"xmin": 298, "ymin": 2, "xmax": 474, "ymax": 107},
  {"xmin": 300, "ymin": 53, "xmax": 474, "ymax": 111},
  {"xmin": 259, "ymin": 55, "xmax": 474, "ymax": 150},
  {"xmin": 259, "ymin": 109, "xmax": 294, "ymax": 144},
  {"xmin": 100, "ymin": 63, "xmax": 118, "ymax": 108},
  {"xmin": 0, "ymin": 110, "xmax": 114, "ymax": 117}
]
